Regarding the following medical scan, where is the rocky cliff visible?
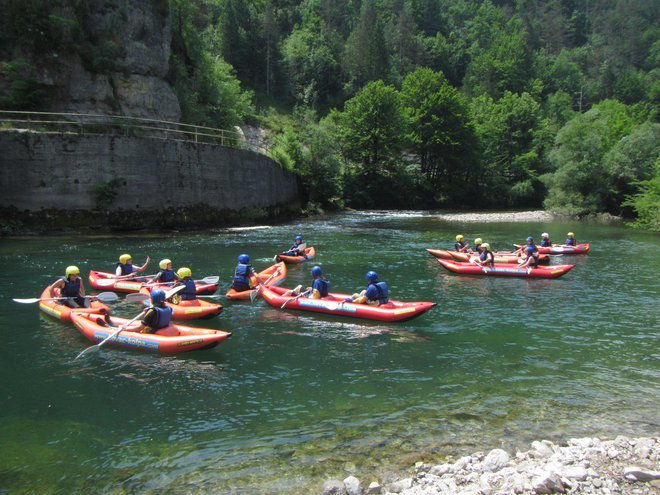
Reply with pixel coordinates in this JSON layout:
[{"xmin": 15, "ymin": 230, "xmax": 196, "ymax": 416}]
[{"xmin": 1, "ymin": 0, "xmax": 180, "ymax": 121}]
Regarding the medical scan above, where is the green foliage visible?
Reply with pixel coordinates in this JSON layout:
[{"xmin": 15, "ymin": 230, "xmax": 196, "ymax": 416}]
[
  {"xmin": 623, "ymin": 161, "xmax": 660, "ymax": 232},
  {"xmin": 543, "ymin": 99, "xmax": 652, "ymax": 215},
  {"xmin": 0, "ymin": 59, "xmax": 47, "ymax": 109},
  {"xmin": 94, "ymin": 178, "xmax": 124, "ymax": 209},
  {"xmin": 401, "ymin": 67, "xmax": 479, "ymax": 205}
]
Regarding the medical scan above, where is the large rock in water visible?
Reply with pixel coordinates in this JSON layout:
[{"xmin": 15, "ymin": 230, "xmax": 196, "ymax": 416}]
[{"xmin": 33, "ymin": 0, "xmax": 180, "ymax": 121}]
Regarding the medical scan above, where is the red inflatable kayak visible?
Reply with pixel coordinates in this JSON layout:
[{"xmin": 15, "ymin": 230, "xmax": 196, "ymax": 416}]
[
  {"xmin": 38, "ymin": 286, "xmax": 110, "ymax": 322},
  {"xmin": 225, "ymin": 262, "xmax": 286, "ymax": 300},
  {"xmin": 70, "ymin": 312, "xmax": 231, "ymax": 354},
  {"xmin": 89, "ymin": 270, "xmax": 219, "ymax": 295},
  {"xmin": 426, "ymin": 248, "xmax": 549, "ymax": 264},
  {"xmin": 138, "ymin": 287, "xmax": 222, "ymax": 320},
  {"xmin": 274, "ymin": 246, "xmax": 316, "ymax": 264},
  {"xmin": 437, "ymin": 259, "xmax": 574, "ymax": 278},
  {"xmin": 514, "ymin": 243, "xmax": 590, "ymax": 255},
  {"xmin": 260, "ymin": 285, "xmax": 436, "ymax": 322}
]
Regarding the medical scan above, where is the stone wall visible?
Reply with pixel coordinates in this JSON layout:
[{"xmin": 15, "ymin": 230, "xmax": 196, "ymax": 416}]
[{"xmin": 0, "ymin": 131, "xmax": 298, "ymax": 214}]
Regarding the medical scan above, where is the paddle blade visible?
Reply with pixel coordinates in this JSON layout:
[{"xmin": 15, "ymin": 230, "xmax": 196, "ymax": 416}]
[
  {"xmin": 199, "ymin": 276, "xmax": 220, "ymax": 284},
  {"xmin": 125, "ymin": 293, "xmax": 150, "ymax": 303},
  {"xmin": 12, "ymin": 298, "xmax": 41, "ymax": 304},
  {"xmin": 75, "ymin": 345, "xmax": 100, "ymax": 359},
  {"xmin": 249, "ymin": 286, "xmax": 260, "ymax": 302},
  {"xmin": 95, "ymin": 292, "xmax": 119, "ymax": 302}
]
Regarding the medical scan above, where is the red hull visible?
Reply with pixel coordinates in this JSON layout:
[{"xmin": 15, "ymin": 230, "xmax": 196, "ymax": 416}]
[
  {"xmin": 514, "ymin": 243, "xmax": 590, "ymax": 255},
  {"xmin": 261, "ymin": 285, "xmax": 436, "ymax": 322},
  {"xmin": 437, "ymin": 259, "xmax": 574, "ymax": 278}
]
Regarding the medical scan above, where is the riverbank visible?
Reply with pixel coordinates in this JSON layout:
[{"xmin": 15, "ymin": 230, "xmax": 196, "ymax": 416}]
[{"xmin": 323, "ymin": 436, "xmax": 659, "ymax": 495}]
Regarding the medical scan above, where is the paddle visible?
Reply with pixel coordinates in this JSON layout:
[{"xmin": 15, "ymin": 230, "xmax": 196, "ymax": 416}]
[
  {"xmin": 124, "ymin": 293, "xmax": 150, "ymax": 303},
  {"xmin": 13, "ymin": 292, "xmax": 119, "ymax": 304},
  {"xmin": 142, "ymin": 276, "xmax": 219, "ymax": 287},
  {"xmin": 74, "ymin": 309, "xmax": 147, "ymax": 359},
  {"xmin": 249, "ymin": 269, "xmax": 280, "ymax": 302},
  {"xmin": 280, "ymin": 289, "xmax": 312, "ymax": 309},
  {"xmin": 469, "ymin": 257, "xmax": 487, "ymax": 273}
]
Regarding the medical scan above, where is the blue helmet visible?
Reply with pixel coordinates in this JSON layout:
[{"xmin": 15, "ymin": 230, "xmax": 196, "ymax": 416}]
[
  {"xmin": 238, "ymin": 254, "xmax": 250, "ymax": 264},
  {"xmin": 151, "ymin": 288, "xmax": 166, "ymax": 304},
  {"xmin": 311, "ymin": 266, "xmax": 322, "ymax": 277},
  {"xmin": 526, "ymin": 236, "xmax": 534, "ymax": 242},
  {"xmin": 366, "ymin": 270, "xmax": 378, "ymax": 282},
  {"xmin": 295, "ymin": 235, "xmax": 303, "ymax": 242}
]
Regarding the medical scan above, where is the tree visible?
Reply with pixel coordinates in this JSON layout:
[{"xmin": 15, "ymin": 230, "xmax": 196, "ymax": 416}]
[
  {"xmin": 542, "ymin": 99, "xmax": 650, "ymax": 215},
  {"xmin": 470, "ymin": 91, "xmax": 547, "ymax": 206},
  {"xmin": 623, "ymin": 160, "xmax": 660, "ymax": 232},
  {"xmin": 401, "ymin": 67, "xmax": 479, "ymax": 205},
  {"xmin": 331, "ymin": 80, "xmax": 408, "ymax": 207},
  {"xmin": 343, "ymin": 0, "xmax": 389, "ymax": 95}
]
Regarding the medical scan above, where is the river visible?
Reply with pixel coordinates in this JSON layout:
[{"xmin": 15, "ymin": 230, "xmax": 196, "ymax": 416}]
[{"xmin": 1, "ymin": 211, "xmax": 658, "ymax": 494}]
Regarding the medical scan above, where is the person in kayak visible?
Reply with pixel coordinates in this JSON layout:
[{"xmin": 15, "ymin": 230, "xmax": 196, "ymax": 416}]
[
  {"xmin": 133, "ymin": 288, "xmax": 173, "ymax": 334},
  {"xmin": 540, "ymin": 232, "xmax": 553, "ymax": 247},
  {"xmin": 231, "ymin": 254, "xmax": 259, "ymax": 292},
  {"xmin": 48, "ymin": 265, "xmax": 89, "ymax": 308},
  {"xmin": 454, "ymin": 234, "xmax": 470, "ymax": 252},
  {"xmin": 288, "ymin": 265, "xmax": 330, "ymax": 299},
  {"xmin": 514, "ymin": 236, "xmax": 535, "ymax": 256},
  {"xmin": 153, "ymin": 259, "xmax": 179, "ymax": 283},
  {"xmin": 565, "ymin": 232, "xmax": 577, "ymax": 246},
  {"xmin": 518, "ymin": 243, "xmax": 540, "ymax": 269},
  {"xmin": 476, "ymin": 243, "xmax": 495, "ymax": 267},
  {"xmin": 173, "ymin": 267, "xmax": 197, "ymax": 301},
  {"xmin": 282, "ymin": 235, "xmax": 307, "ymax": 256},
  {"xmin": 473, "ymin": 238, "xmax": 484, "ymax": 256},
  {"xmin": 115, "ymin": 253, "xmax": 150, "ymax": 277},
  {"xmin": 345, "ymin": 271, "xmax": 389, "ymax": 306}
]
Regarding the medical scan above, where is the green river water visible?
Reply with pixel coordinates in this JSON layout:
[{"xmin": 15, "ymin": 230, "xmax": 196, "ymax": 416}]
[{"xmin": 0, "ymin": 211, "xmax": 658, "ymax": 494}]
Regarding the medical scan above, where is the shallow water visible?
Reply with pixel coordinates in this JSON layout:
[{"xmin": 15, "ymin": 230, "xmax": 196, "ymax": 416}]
[{"xmin": 1, "ymin": 211, "xmax": 658, "ymax": 494}]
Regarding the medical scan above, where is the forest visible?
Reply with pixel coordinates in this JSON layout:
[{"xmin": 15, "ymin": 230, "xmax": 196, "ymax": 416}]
[{"xmin": 1, "ymin": 0, "xmax": 658, "ymax": 230}]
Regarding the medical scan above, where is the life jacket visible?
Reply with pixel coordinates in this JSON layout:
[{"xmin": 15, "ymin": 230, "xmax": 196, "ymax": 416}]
[
  {"xmin": 540, "ymin": 239, "xmax": 552, "ymax": 247},
  {"xmin": 454, "ymin": 241, "xmax": 466, "ymax": 251},
  {"xmin": 566, "ymin": 238, "xmax": 576, "ymax": 246},
  {"xmin": 480, "ymin": 251, "xmax": 495, "ymax": 266},
  {"xmin": 232, "ymin": 263, "xmax": 252, "ymax": 289},
  {"xmin": 61, "ymin": 276, "xmax": 81, "ymax": 298},
  {"xmin": 312, "ymin": 278, "xmax": 330, "ymax": 297},
  {"xmin": 151, "ymin": 305, "xmax": 173, "ymax": 330},
  {"xmin": 158, "ymin": 269, "xmax": 177, "ymax": 283},
  {"xmin": 116, "ymin": 263, "xmax": 135, "ymax": 276},
  {"xmin": 367, "ymin": 281, "xmax": 389, "ymax": 305},
  {"xmin": 180, "ymin": 279, "xmax": 197, "ymax": 300}
]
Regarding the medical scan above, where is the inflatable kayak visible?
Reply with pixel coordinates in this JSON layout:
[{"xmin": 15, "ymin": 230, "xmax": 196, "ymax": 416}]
[
  {"xmin": 138, "ymin": 287, "xmax": 222, "ymax": 320},
  {"xmin": 274, "ymin": 246, "xmax": 316, "ymax": 264},
  {"xmin": 89, "ymin": 270, "xmax": 219, "ymax": 295},
  {"xmin": 426, "ymin": 248, "xmax": 549, "ymax": 264},
  {"xmin": 225, "ymin": 262, "xmax": 286, "ymax": 300},
  {"xmin": 437, "ymin": 259, "xmax": 574, "ymax": 279},
  {"xmin": 38, "ymin": 286, "xmax": 110, "ymax": 323},
  {"xmin": 260, "ymin": 285, "xmax": 436, "ymax": 322},
  {"xmin": 70, "ymin": 312, "xmax": 231, "ymax": 354},
  {"xmin": 514, "ymin": 243, "xmax": 590, "ymax": 255}
]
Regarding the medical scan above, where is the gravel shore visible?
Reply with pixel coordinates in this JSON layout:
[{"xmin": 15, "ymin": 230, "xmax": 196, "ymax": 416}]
[
  {"xmin": 436, "ymin": 211, "xmax": 556, "ymax": 223},
  {"xmin": 323, "ymin": 436, "xmax": 660, "ymax": 495}
]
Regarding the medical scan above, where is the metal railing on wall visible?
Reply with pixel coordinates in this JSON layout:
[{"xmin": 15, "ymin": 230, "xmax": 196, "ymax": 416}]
[{"xmin": 0, "ymin": 110, "xmax": 269, "ymax": 155}]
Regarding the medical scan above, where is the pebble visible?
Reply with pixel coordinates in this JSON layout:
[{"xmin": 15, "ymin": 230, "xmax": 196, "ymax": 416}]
[{"xmin": 321, "ymin": 436, "xmax": 659, "ymax": 495}]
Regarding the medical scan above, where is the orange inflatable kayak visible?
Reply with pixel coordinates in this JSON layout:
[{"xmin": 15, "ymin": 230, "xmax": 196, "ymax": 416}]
[
  {"xmin": 70, "ymin": 312, "xmax": 231, "ymax": 354},
  {"xmin": 38, "ymin": 286, "xmax": 110, "ymax": 322},
  {"xmin": 225, "ymin": 262, "xmax": 286, "ymax": 300},
  {"xmin": 274, "ymin": 246, "xmax": 316, "ymax": 264}
]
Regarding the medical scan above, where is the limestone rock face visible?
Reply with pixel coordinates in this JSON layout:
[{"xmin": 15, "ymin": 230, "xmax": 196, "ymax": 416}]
[{"xmin": 15, "ymin": 0, "xmax": 180, "ymax": 121}]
